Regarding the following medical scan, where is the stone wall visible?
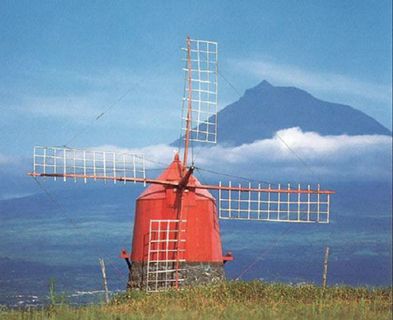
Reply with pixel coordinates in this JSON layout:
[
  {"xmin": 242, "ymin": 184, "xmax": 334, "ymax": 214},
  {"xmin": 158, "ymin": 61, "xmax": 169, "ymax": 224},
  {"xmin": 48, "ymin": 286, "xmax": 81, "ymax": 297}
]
[{"xmin": 127, "ymin": 261, "xmax": 225, "ymax": 290}]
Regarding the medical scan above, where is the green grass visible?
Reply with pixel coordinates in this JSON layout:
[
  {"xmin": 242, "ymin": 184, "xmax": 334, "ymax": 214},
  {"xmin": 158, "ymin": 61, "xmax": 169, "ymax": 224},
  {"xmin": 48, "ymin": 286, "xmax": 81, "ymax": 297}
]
[{"xmin": 1, "ymin": 281, "xmax": 392, "ymax": 319}]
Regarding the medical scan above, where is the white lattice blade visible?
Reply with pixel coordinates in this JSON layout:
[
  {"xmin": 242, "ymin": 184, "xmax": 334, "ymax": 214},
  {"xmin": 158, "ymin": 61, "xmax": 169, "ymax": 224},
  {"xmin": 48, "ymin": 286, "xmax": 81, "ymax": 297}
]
[
  {"xmin": 146, "ymin": 219, "xmax": 187, "ymax": 292},
  {"xmin": 32, "ymin": 146, "xmax": 145, "ymax": 183},
  {"xmin": 181, "ymin": 38, "xmax": 218, "ymax": 144},
  {"xmin": 218, "ymin": 182, "xmax": 331, "ymax": 224}
]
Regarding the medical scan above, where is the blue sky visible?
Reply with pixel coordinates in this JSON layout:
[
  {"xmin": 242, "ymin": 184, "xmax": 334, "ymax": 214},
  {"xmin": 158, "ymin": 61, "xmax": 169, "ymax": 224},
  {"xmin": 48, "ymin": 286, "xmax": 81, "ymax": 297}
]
[{"xmin": 0, "ymin": 0, "xmax": 391, "ymax": 157}]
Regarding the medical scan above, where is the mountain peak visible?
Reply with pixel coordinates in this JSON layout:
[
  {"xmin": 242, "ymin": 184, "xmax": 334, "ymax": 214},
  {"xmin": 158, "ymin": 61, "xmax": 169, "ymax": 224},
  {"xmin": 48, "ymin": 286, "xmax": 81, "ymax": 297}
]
[
  {"xmin": 248, "ymin": 80, "xmax": 274, "ymax": 92},
  {"xmin": 256, "ymin": 80, "xmax": 273, "ymax": 88},
  {"xmin": 243, "ymin": 80, "xmax": 274, "ymax": 97}
]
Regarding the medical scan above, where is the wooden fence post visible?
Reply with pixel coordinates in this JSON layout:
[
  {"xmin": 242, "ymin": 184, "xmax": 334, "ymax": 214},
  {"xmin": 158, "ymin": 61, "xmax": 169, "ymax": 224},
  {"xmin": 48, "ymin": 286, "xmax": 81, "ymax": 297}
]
[
  {"xmin": 322, "ymin": 246, "xmax": 330, "ymax": 289},
  {"xmin": 99, "ymin": 258, "xmax": 110, "ymax": 303}
]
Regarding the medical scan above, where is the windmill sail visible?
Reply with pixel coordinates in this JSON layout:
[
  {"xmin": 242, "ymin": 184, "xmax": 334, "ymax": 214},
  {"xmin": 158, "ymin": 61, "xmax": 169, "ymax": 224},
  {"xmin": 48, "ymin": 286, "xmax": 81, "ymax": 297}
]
[
  {"xmin": 181, "ymin": 39, "xmax": 218, "ymax": 144},
  {"xmin": 216, "ymin": 182, "xmax": 332, "ymax": 223},
  {"xmin": 30, "ymin": 146, "xmax": 146, "ymax": 184}
]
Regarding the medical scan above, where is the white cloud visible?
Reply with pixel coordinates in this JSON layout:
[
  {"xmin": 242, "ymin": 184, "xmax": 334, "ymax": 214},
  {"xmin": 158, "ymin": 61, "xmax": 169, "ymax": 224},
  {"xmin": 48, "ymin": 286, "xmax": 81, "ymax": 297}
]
[
  {"xmin": 21, "ymin": 94, "xmax": 103, "ymax": 121},
  {"xmin": 91, "ymin": 144, "xmax": 175, "ymax": 169},
  {"xmin": 232, "ymin": 59, "xmax": 392, "ymax": 105},
  {"xmin": 94, "ymin": 128, "xmax": 392, "ymax": 183},
  {"xmin": 11, "ymin": 68, "xmax": 182, "ymax": 125},
  {"xmin": 0, "ymin": 153, "xmax": 16, "ymax": 165}
]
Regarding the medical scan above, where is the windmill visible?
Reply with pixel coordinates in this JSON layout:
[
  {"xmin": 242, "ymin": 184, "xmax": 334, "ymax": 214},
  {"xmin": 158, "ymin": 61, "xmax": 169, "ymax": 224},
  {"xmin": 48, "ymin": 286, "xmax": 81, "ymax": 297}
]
[{"xmin": 28, "ymin": 36, "xmax": 334, "ymax": 292}]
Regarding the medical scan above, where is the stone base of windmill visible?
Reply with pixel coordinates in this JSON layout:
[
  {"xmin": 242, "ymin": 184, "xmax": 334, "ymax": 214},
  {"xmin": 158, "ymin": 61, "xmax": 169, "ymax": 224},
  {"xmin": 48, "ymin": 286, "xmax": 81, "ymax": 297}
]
[{"xmin": 127, "ymin": 261, "xmax": 225, "ymax": 290}]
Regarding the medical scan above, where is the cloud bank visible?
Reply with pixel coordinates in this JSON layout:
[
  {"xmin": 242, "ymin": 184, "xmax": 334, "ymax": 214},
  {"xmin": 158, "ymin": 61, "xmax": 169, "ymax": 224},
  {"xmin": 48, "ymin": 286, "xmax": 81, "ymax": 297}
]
[
  {"xmin": 0, "ymin": 128, "xmax": 390, "ymax": 200},
  {"xmin": 97, "ymin": 128, "xmax": 392, "ymax": 183}
]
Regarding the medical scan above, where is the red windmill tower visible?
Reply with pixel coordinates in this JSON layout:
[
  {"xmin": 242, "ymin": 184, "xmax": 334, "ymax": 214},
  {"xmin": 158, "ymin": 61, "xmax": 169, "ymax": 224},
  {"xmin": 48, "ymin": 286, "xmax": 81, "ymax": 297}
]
[{"xmin": 29, "ymin": 36, "xmax": 334, "ymax": 292}]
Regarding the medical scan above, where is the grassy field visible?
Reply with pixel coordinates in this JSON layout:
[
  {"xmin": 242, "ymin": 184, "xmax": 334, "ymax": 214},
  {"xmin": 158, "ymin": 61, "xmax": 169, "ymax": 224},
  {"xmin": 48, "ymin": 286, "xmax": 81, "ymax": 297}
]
[{"xmin": 0, "ymin": 281, "xmax": 391, "ymax": 320}]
